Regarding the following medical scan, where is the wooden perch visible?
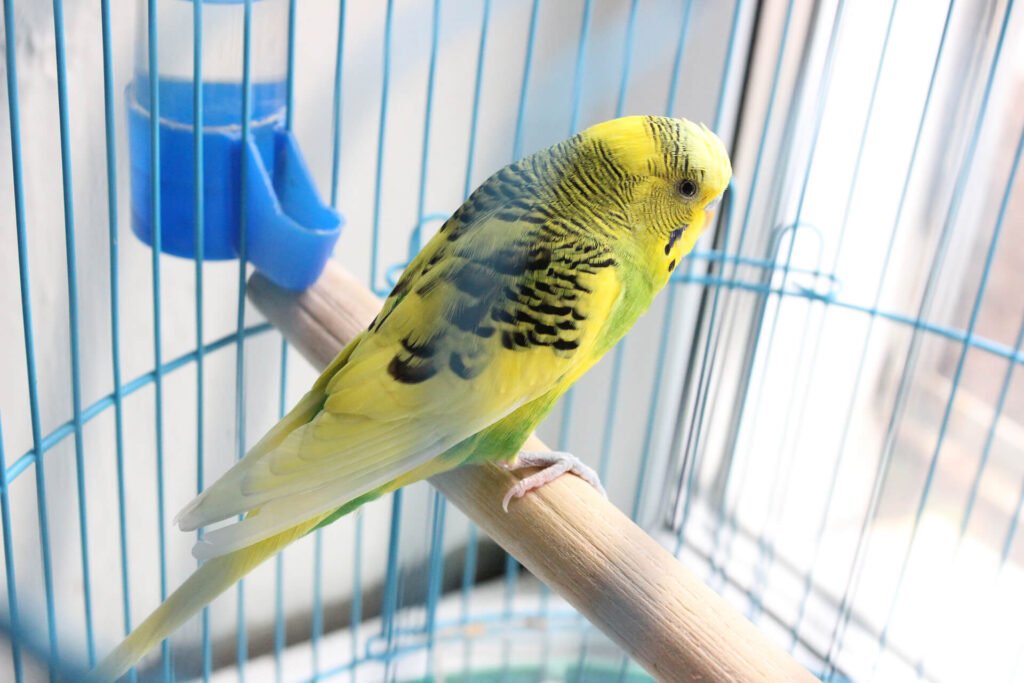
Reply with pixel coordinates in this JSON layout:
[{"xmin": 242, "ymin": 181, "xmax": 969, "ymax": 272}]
[{"xmin": 248, "ymin": 260, "xmax": 815, "ymax": 683}]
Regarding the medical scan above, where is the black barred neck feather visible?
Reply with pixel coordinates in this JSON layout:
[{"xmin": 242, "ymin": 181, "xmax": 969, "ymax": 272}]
[
  {"xmin": 452, "ymin": 138, "xmax": 636, "ymax": 244},
  {"xmin": 444, "ymin": 115, "xmax": 729, "ymax": 249}
]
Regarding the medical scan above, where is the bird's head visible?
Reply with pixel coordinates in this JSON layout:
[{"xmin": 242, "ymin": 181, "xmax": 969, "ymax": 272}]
[{"xmin": 578, "ymin": 115, "xmax": 732, "ymax": 275}]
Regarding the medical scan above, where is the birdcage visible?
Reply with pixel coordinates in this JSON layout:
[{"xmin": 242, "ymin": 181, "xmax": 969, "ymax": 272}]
[{"xmin": 2, "ymin": 0, "xmax": 1023, "ymax": 681}]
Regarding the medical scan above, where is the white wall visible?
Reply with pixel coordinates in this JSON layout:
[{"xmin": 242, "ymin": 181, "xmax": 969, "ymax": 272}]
[{"xmin": 0, "ymin": 0, "xmax": 745, "ymax": 674}]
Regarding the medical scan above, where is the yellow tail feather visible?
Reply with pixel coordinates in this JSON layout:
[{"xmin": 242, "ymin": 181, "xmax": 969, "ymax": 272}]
[{"xmin": 90, "ymin": 513, "xmax": 328, "ymax": 683}]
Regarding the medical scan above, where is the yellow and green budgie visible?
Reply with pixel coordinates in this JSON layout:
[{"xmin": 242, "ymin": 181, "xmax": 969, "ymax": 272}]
[{"xmin": 93, "ymin": 114, "xmax": 731, "ymax": 681}]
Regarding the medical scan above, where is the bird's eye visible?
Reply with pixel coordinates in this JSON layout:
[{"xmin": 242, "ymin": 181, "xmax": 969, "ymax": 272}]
[{"xmin": 678, "ymin": 179, "xmax": 699, "ymax": 198}]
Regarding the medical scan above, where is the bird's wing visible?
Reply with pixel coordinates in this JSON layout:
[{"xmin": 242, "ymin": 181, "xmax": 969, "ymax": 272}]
[{"xmin": 177, "ymin": 188, "xmax": 624, "ymax": 558}]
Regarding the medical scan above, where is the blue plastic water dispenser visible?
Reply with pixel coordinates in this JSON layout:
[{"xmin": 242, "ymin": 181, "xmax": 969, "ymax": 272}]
[{"xmin": 127, "ymin": 0, "xmax": 342, "ymax": 291}]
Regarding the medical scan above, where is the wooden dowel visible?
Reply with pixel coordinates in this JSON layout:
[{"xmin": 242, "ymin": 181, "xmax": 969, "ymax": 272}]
[{"xmin": 248, "ymin": 260, "xmax": 815, "ymax": 683}]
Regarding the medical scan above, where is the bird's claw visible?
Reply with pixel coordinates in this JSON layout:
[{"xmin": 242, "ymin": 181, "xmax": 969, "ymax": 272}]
[{"xmin": 501, "ymin": 450, "xmax": 606, "ymax": 512}]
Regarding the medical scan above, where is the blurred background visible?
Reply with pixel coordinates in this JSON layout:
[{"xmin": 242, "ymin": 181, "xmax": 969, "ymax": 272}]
[{"xmin": 1, "ymin": 0, "xmax": 1023, "ymax": 680}]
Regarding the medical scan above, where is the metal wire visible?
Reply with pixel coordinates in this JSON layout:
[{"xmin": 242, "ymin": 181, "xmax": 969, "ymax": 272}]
[
  {"xmin": 99, "ymin": 0, "xmax": 133, "ymax": 673},
  {"xmin": 4, "ymin": 0, "xmax": 59, "ymax": 676}
]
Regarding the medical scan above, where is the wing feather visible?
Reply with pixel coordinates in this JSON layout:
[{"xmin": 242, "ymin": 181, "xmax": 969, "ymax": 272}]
[{"xmin": 178, "ymin": 172, "xmax": 624, "ymax": 558}]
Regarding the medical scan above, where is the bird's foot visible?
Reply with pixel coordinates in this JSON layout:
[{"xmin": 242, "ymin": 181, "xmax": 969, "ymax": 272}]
[{"xmin": 501, "ymin": 450, "xmax": 606, "ymax": 512}]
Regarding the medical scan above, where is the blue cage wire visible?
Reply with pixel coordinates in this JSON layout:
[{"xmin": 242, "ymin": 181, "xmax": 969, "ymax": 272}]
[{"xmin": 2, "ymin": 0, "xmax": 1024, "ymax": 681}]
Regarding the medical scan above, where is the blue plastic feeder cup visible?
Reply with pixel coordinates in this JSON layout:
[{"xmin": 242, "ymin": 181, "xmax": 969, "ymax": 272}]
[{"xmin": 127, "ymin": 76, "xmax": 343, "ymax": 291}]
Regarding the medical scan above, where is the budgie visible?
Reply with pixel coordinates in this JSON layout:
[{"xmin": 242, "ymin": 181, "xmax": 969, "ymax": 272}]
[{"xmin": 93, "ymin": 115, "xmax": 731, "ymax": 681}]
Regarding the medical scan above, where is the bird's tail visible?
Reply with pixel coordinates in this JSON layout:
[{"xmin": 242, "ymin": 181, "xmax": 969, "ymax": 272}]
[{"xmin": 90, "ymin": 513, "xmax": 328, "ymax": 683}]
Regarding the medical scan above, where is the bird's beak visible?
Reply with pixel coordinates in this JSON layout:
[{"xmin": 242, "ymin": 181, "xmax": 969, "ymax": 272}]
[{"xmin": 703, "ymin": 195, "xmax": 722, "ymax": 220}]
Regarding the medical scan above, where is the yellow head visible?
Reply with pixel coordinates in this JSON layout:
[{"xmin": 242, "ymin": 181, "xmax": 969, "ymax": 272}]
[{"xmin": 575, "ymin": 115, "xmax": 732, "ymax": 277}]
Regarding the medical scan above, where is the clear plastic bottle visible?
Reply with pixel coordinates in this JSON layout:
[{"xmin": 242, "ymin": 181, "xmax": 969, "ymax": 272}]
[
  {"xmin": 128, "ymin": 0, "xmax": 341, "ymax": 290},
  {"xmin": 132, "ymin": 0, "xmax": 289, "ymax": 127}
]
